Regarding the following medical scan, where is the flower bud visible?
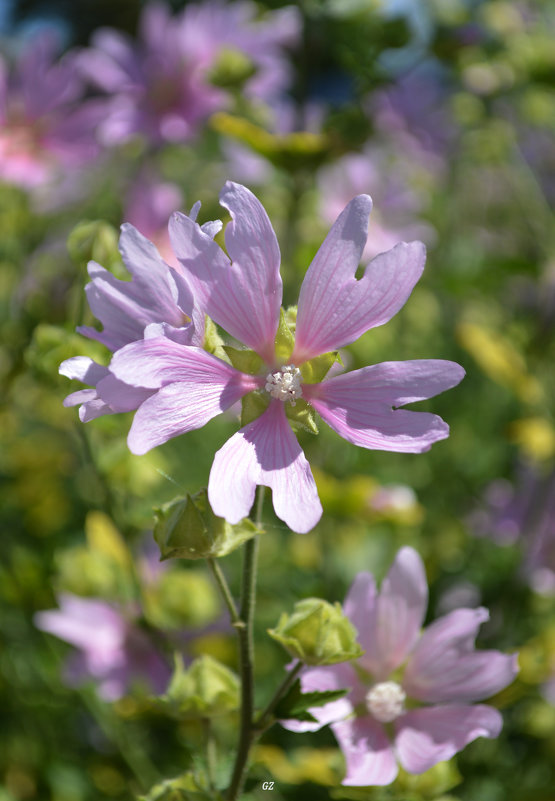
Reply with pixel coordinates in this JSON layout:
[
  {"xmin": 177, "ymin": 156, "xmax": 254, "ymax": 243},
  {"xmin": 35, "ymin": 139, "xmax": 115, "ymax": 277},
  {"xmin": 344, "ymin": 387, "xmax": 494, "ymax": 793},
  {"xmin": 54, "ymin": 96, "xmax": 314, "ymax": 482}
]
[
  {"xmin": 153, "ymin": 488, "xmax": 260, "ymax": 561},
  {"xmin": 67, "ymin": 220, "xmax": 120, "ymax": 272},
  {"xmin": 159, "ymin": 654, "xmax": 239, "ymax": 719},
  {"xmin": 268, "ymin": 598, "xmax": 363, "ymax": 665}
]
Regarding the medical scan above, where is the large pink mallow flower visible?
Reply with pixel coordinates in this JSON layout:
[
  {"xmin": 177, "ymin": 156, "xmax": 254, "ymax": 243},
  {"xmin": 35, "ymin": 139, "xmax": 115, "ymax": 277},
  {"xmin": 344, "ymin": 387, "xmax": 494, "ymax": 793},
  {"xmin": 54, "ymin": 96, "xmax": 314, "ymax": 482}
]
[
  {"xmin": 77, "ymin": 1, "xmax": 299, "ymax": 147},
  {"xmin": 60, "ymin": 220, "xmax": 204, "ymax": 422},
  {"xmin": 0, "ymin": 34, "xmax": 102, "ymax": 191},
  {"xmin": 108, "ymin": 181, "xmax": 464, "ymax": 533},
  {"xmin": 35, "ymin": 593, "xmax": 170, "ymax": 701},
  {"xmin": 282, "ymin": 547, "xmax": 518, "ymax": 785}
]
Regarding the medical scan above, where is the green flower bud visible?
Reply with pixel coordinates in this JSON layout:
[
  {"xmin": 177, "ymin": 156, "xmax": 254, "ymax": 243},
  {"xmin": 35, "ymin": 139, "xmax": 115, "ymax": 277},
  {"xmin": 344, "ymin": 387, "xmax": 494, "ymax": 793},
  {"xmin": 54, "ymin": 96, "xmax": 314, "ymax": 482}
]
[
  {"xmin": 208, "ymin": 47, "xmax": 257, "ymax": 89},
  {"xmin": 153, "ymin": 488, "xmax": 261, "ymax": 561},
  {"xmin": 268, "ymin": 598, "xmax": 363, "ymax": 666},
  {"xmin": 158, "ymin": 654, "xmax": 239, "ymax": 720}
]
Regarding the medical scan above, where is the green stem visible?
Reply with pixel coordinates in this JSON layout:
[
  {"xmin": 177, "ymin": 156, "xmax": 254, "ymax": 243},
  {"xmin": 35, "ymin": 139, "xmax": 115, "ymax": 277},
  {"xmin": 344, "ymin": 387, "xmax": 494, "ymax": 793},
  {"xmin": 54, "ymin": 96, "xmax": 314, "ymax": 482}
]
[
  {"xmin": 225, "ymin": 486, "xmax": 264, "ymax": 801},
  {"xmin": 254, "ymin": 659, "xmax": 303, "ymax": 733},
  {"xmin": 207, "ymin": 558, "xmax": 240, "ymax": 625}
]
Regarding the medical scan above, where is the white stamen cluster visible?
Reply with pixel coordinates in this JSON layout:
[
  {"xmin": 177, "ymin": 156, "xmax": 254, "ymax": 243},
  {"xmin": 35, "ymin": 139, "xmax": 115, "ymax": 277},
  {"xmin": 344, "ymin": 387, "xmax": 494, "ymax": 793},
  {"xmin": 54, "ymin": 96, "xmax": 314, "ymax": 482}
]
[
  {"xmin": 365, "ymin": 681, "xmax": 406, "ymax": 723},
  {"xmin": 265, "ymin": 364, "xmax": 303, "ymax": 406}
]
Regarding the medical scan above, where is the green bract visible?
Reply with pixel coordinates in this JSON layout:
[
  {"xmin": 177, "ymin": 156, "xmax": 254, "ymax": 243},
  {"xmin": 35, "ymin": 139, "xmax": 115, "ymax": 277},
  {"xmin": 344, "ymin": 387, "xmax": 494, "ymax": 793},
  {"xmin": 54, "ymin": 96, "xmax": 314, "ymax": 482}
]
[
  {"xmin": 153, "ymin": 488, "xmax": 261, "ymax": 561},
  {"xmin": 268, "ymin": 598, "xmax": 363, "ymax": 666}
]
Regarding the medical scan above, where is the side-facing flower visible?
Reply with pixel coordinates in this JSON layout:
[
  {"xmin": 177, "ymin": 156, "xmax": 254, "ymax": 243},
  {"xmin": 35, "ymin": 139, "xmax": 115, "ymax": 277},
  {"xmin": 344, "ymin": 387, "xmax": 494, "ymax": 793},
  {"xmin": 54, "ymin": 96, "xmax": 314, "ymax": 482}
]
[
  {"xmin": 60, "ymin": 220, "xmax": 203, "ymax": 421},
  {"xmin": 108, "ymin": 181, "xmax": 464, "ymax": 533},
  {"xmin": 35, "ymin": 593, "xmax": 170, "ymax": 701},
  {"xmin": 282, "ymin": 547, "xmax": 519, "ymax": 785}
]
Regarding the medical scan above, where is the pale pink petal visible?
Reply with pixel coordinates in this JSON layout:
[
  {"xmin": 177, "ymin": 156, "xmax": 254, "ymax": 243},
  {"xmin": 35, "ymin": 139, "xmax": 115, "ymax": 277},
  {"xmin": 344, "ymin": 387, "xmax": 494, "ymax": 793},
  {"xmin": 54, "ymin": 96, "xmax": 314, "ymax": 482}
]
[
  {"xmin": 35, "ymin": 594, "xmax": 125, "ymax": 652},
  {"xmin": 208, "ymin": 401, "xmax": 322, "ymax": 533},
  {"xmin": 331, "ymin": 716, "xmax": 398, "ymax": 786},
  {"xmin": 293, "ymin": 194, "xmax": 425, "ymax": 362},
  {"xmin": 395, "ymin": 704, "xmax": 503, "ymax": 774},
  {"xmin": 169, "ymin": 183, "xmax": 282, "ymax": 363},
  {"xmin": 123, "ymin": 351, "xmax": 259, "ymax": 455},
  {"xmin": 281, "ymin": 662, "xmax": 358, "ymax": 733},
  {"xmin": 79, "ymin": 224, "xmax": 194, "ymax": 352},
  {"xmin": 304, "ymin": 360, "xmax": 465, "ymax": 453},
  {"xmin": 343, "ymin": 572, "xmax": 377, "ymax": 659},
  {"xmin": 403, "ymin": 608, "xmax": 518, "ymax": 703},
  {"xmin": 59, "ymin": 356, "xmax": 108, "ymax": 384}
]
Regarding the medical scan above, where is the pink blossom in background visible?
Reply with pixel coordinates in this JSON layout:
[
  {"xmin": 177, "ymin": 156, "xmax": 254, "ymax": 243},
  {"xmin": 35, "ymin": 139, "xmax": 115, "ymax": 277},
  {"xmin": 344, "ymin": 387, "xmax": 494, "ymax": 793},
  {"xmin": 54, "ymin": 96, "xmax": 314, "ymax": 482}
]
[
  {"xmin": 108, "ymin": 181, "xmax": 464, "ymax": 533},
  {"xmin": 0, "ymin": 34, "xmax": 102, "ymax": 192},
  {"xmin": 282, "ymin": 547, "xmax": 518, "ymax": 785},
  {"xmin": 124, "ymin": 171, "xmax": 183, "ymax": 267},
  {"xmin": 77, "ymin": 1, "xmax": 299, "ymax": 147},
  {"xmin": 317, "ymin": 143, "xmax": 438, "ymax": 262},
  {"xmin": 470, "ymin": 465, "xmax": 555, "ymax": 595},
  {"xmin": 35, "ymin": 594, "xmax": 170, "ymax": 701},
  {"xmin": 60, "ymin": 219, "xmax": 204, "ymax": 422}
]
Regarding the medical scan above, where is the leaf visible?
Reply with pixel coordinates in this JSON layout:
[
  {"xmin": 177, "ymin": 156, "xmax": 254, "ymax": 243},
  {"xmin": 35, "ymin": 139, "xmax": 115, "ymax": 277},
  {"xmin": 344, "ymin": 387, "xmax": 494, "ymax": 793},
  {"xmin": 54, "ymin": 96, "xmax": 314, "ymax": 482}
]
[{"xmin": 274, "ymin": 679, "xmax": 348, "ymax": 722}]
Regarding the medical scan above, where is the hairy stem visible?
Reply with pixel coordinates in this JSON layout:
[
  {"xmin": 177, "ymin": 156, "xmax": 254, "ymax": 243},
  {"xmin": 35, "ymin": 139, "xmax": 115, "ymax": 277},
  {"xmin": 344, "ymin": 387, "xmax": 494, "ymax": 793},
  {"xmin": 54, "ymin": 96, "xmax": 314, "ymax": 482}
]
[{"xmin": 254, "ymin": 659, "xmax": 303, "ymax": 734}]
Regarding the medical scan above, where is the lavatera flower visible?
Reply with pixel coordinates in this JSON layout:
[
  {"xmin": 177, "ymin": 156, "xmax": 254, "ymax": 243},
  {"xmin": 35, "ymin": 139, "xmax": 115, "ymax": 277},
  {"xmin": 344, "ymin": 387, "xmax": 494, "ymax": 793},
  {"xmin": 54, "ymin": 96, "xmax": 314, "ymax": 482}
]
[
  {"xmin": 107, "ymin": 182, "xmax": 464, "ymax": 533},
  {"xmin": 282, "ymin": 547, "xmax": 519, "ymax": 785}
]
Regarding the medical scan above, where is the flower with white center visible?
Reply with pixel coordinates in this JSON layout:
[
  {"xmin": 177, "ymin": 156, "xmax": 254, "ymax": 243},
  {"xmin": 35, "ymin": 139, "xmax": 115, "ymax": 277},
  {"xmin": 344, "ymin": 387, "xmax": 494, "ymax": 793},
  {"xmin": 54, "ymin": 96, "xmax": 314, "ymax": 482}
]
[
  {"xmin": 104, "ymin": 181, "xmax": 465, "ymax": 533},
  {"xmin": 265, "ymin": 365, "xmax": 303, "ymax": 405},
  {"xmin": 281, "ymin": 547, "xmax": 519, "ymax": 785}
]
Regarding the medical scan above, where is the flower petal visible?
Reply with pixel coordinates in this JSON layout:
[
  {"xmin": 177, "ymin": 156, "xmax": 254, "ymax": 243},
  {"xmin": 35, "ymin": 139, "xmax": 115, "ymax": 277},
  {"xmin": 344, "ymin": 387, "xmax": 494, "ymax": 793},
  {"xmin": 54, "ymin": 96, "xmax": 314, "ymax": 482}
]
[
  {"xmin": 119, "ymin": 348, "xmax": 259, "ymax": 455},
  {"xmin": 280, "ymin": 662, "xmax": 357, "ymax": 733},
  {"xmin": 395, "ymin": 704, "xmax": 503, "ymax": 774},
  {"xmin": 293, "ymin": 194, "xmax": 425, "ymax": 362},
  {"xmin": 78, "ymin": 224, "xmax": 195, "ymax": 351},
  {"xmin": 331, "ymin": 716, "xmax": 398, "ymax": 786},
  {"xmin": 208, "ymin": 401, "xmax": 322, "ymax": 533},
  {"xmin": 169, "ymin": 182, "xmax": 282, "ymax": 362},
  {"xmin": 304, "ymin": 360, "xmax": 465, "ymax": 453},
  {"xmin": 403, "ymin": 607, "xmax": 518, "ymax": 703}
]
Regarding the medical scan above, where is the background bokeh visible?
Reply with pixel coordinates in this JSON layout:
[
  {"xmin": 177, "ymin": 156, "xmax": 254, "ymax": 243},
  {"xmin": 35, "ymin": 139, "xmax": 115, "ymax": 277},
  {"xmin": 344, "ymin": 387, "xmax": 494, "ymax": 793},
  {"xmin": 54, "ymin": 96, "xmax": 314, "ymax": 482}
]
[{"xmin": 1, "ymin": 0, "xmax": 554, "ymax": 799}]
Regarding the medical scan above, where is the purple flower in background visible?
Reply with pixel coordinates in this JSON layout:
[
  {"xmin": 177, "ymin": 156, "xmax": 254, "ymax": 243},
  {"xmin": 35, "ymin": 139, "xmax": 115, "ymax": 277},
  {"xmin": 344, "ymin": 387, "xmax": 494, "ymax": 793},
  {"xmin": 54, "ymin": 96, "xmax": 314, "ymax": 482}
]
[
  {"xmin": 124, "ymin": 171, "xmax": 183, "ymax": 267},
  {"xmin": 0, "ymin": 34, "xmax": 102, "ymax": 191},
  {"xmin": 78, "ymin": 1, "xmax": 299, "ymax": 146},
  {"xmin": 35, "ymin": 593, "xmax": 169, "ymax": 701},
  {"xmin": 282, "ymin": 547, "xmax": 518, "ymax": 785},
  {"xmin": 471, "ymin": 464, "xmax": 555, "ymax": 595},
  {"xmin": 60, "ymin": 221, "xmax": 203, "ymax": 421},
  {"xmin": 108, "ymin": 181, "xmax": 464, "ymax": 533},
  {"xmin": 317, "ymin": 144, "xmax": 437, "ymax": 262}
]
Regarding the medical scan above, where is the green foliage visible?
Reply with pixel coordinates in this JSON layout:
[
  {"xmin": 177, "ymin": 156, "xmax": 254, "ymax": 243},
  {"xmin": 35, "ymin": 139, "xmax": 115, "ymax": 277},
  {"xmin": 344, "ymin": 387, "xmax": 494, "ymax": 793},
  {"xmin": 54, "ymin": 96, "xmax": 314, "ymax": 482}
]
[
  {"xmin": 274, "ymin": 679, "xmax": 348, "ymax": 723},
  {"xmin": 154, "ymin": 654, "xmax": 239, "ymax": 720}
]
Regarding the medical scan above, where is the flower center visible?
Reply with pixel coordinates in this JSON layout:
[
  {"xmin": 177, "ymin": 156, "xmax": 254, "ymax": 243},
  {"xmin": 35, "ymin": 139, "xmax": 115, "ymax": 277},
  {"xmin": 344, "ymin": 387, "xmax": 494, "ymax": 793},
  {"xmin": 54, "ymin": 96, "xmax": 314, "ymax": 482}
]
[
  {"xmin": 365, "ymin": 681, "xmax": 406, "ymax": 723},
  {"xmin": 265, "ymin": 364, "xmax": 303, "ymax": 406}
]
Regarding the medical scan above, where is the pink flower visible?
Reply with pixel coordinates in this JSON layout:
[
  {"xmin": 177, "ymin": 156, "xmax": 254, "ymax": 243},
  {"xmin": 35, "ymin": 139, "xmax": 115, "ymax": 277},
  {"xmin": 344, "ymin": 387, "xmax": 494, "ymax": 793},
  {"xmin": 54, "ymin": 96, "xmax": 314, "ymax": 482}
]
[
  {"xmin": 77, "ymin": 1, "xmax": 299, "ymax": 147},
  {"xmin": 108, "ymin": 181, "xmax": 464, "ymax": 533},
  {"xmin": 60, "ymin": 221, "xmax": 203, "ymax": 422},
  {"xmin": 0, "ymin": 33, "xmax": 102, "ymax": 191},
  {"xmin": 35, "ymin": 593, "xmax": 169, "ymax": 701},
  {"xmin": 282, "ymin": 547, "xmax": 519, "ymax": 785},
  {"xmin": 124, "ymin": 171, "xmax": 183, "ymax": 268}
]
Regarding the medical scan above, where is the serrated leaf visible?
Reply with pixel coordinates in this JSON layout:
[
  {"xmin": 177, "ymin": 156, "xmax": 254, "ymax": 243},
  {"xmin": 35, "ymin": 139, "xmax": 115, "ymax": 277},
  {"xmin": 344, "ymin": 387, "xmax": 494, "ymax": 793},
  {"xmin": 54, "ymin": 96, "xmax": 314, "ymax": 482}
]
[
  {"xmin": 223, "ymin": 346, "xmax": 263, "ymax": 375},
  {"xmin": 241, "ymin": 390, "xmax": 270, "ymax": 427},
  {"xmin": 274, "ymin": 679, "xmax": 348, "ymax": 722}
]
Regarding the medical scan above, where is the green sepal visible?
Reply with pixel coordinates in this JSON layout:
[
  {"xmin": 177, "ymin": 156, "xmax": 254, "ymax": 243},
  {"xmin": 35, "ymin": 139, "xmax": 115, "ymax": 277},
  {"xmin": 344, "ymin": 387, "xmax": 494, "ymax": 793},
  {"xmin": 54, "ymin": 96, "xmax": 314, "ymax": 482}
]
[
  {"xmin": 154, "ymin": 653, "xmax": 239, "ymax": 720},
  {"xmin": 241, "ymin": 390, "xmax": 270, "ymax": 427},
  {"xmin": 301, "ymin": 351, "xmax": 341, "ymax": 384},
  {"xmin": 274, "ymin": 306, "xmax": 295, "ymax": 364},
  {"xmin": 285, "ymin": 398, "xmax": 319, "ymax": 435},
  {"xmin": 139, "ymin": 770, "xmax": 219, "ymax": 801},
  {"xmin": 153, "ymin": 488, "xmax": 261, "ymax": 561},
  {"xmin": 268, "ymin": 598, "xmax": 364, "ymax": 666},
  {"xmin": 274, "ymin": 679, "xmax": 348, "ymax": 723},
  {"xmin": 203, "ymin": 316, "xmax": 225, "ymax": 357},
  {"xmin": 223, "ymin": 345, "xmax": 263, "ymax": 375}
]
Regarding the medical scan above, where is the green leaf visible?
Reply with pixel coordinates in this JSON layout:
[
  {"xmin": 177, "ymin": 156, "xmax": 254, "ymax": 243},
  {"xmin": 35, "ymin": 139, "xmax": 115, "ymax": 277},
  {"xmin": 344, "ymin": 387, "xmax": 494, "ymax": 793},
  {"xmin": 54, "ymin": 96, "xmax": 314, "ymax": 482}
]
[
  {"xmin": 274, "ymin": 679, "xmax": 348, "ymax": 722},
  {"xmin": 285, "ymin": 398, "xmax": 319, "ymax": 435},
  {"xmin": 301, "ymin": 351, "xmax": 341, "ymax": 384},
  {"xmin": 139, "ymin": 771, "xmax": 219, "ymax": 801},
  {"xmin": 241, "ymin": 391, "xmax": 270, "ymax": 427},
  {"xmin": 223, "ymin": 346, "xmax": 263, "ymax": 375},
  {"xmin": 274, "ymin": 307, "xmax": 295, "ymax": 364}
]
